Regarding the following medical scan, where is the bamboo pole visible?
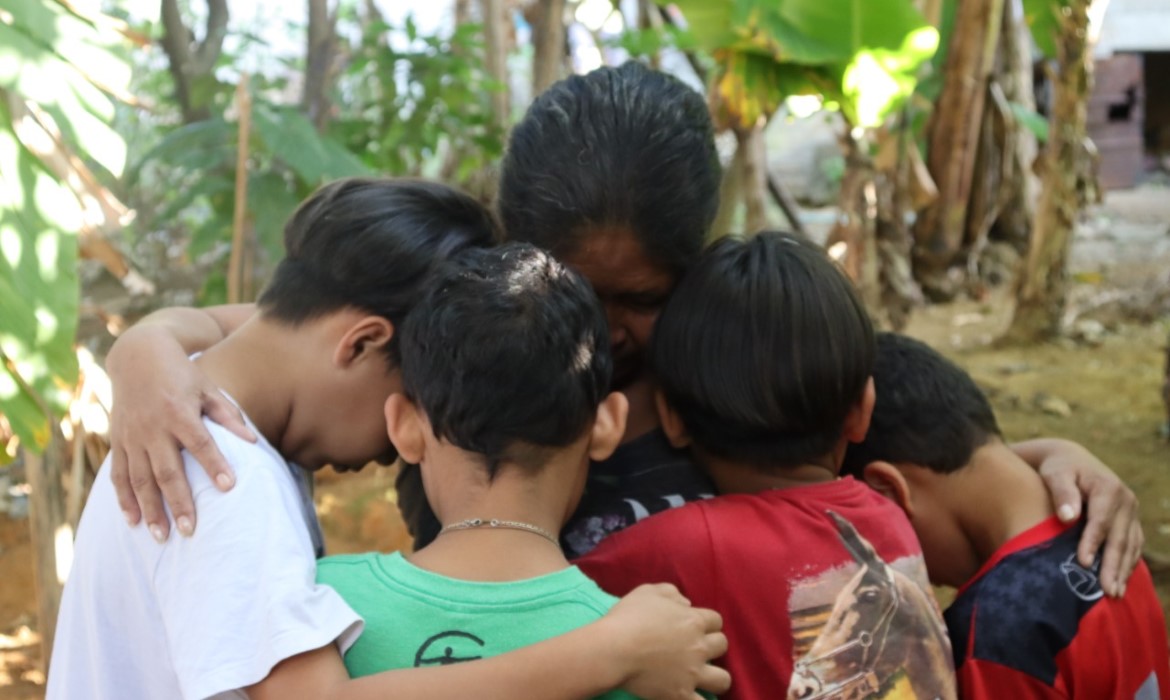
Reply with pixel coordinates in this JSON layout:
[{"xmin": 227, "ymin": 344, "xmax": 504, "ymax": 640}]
[{"xmin": 228, "ymin": 74, "xmax": 252, "ymax": 304}]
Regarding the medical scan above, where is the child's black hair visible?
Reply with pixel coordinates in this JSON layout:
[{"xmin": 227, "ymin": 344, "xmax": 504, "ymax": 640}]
[
  {"xmin": 258, "ymin": 177, "xmax": 498, "ymax": 366},
  {"xmin": 397, "ymin": 243, "xmax": 612, "ymax": 476},
  {"xmin": 651, "ymin": 231, "xmax": 874, "ymax": 469},
  {"xmin": 497, "ymin": 61, "xmax": 720, "ymax": 276},
  {"xmin": 841, "ymin": 333, "xmax": 1003, "ymax": 477}
]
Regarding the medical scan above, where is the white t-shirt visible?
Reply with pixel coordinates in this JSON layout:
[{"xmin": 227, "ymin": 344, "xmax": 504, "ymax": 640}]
[{"xmin": 46, "ymin": 414, "xmax": 363, "ymax": 700}]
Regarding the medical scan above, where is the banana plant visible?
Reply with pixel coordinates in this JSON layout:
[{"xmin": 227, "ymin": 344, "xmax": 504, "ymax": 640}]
[
  {"xmin": 672, "ymin": 0, "xmax": 939, "ymax": 131},
  {"xmin": 0, "ymin": 0, "xmax": 132, "ymax": 458}
]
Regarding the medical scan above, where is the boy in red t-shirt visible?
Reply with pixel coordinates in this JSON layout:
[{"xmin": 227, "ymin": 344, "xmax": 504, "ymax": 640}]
[
  {"xmin": 576, "ymin": 232, "xmax": 956, "ymax": 700},
  {"xmin": 842, "ymin": 333, "xmax": 1170, "ymax": 699}
]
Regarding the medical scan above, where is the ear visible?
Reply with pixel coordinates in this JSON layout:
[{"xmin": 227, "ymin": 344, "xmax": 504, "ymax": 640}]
[
  {"xmin": 587, "ymin": 392, "xmax": 630, "ymax": 462},
  {"xmin": 842, "ymin": 377, "xmax": 876, "ymax": 444},
  {"xmin": 333, "ymin": 316, "xmax": 395, "ymax": 368},
  {"xmin": 861, "ymin": 461, "xmax": 914, "ymax": 517},
  {"xmin": 384, "ymin": 393, "xmax": 425, "ymax": 465},
  {"xmin": 654, "ymin": 390, "xmax": 691, "ymax": 449}
]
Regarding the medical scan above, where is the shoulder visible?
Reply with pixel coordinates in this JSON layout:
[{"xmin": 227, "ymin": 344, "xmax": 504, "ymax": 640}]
[
  {"xmin": 592, "ymin": 500, "xmax": 713, "ymax": 553},
  {"xmin": 947, "ymin": 528, "xmax": 1099, "ymax": 687},
  {"xmin": 182, "ymin": 418, "xmax": 290, "ymax": 497},
  {"xmin": 565, "ymin": 568, "xmax": 623, "ymax": 614},
  {"xmin": 575, "ymin": 501, "xmax": 717, "ymax": 598},
  {"xmin": 317, "ymin": 553, "xmax": 385, "ymax": 587}
]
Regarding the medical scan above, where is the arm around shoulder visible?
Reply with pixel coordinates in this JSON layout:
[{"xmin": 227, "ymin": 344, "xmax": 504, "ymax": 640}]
[
  {"xmin": 249, "ymin": 582, "xmax": 729, "ymax": 700},
  {"xmin": 1011, "ymin": 437, "xmax": 1142, "ymax": 597},
  {"xmin": 106, "ymin": 304, "xmax": 258, "ymax": 540}
]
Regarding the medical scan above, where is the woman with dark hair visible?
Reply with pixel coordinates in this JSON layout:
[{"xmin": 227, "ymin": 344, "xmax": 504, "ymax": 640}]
[{"xmin": 108, "ymin": 62, "xmax": 1143, "ymax": 601}]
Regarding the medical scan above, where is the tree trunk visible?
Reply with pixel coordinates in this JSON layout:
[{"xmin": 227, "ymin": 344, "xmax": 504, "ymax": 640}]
[
  {"xmin": 529, "ymin": 0, "xmax": 565, "ymax": 96},
  {"xmin": 736, "ymin": 125, "xmax": 770, "ymax": 234},
  {"xmin": 1003, "ymin": 0, "xmax": 1092, "ymax": 344},
  {"xmin": 830, "ymin": 128, "xmax": 923, "ymax": 328},
  {"xmin": 25, "ymin": 429, "xmax": 69, "ymax": 670},
  {"xmin": 712, "ymin": 142, "xmax": 745, "ymax": 241},
  {"xmin": 1162, "ymin": 328, "xmax": 1169, "ymax": 439},
  {"xmin": 993, "ymin": 0, "xmax": 1040, "ymax": 253},
  {"xmin": 159, "ymin": 0, "xmax": 229, "ymax": 124},
  {"xmin": 302, "ymin": 0, "xmax": 336, "ymax": 131},
  {"xmin": 482, "ymin": 0, "xmax": 510, "ymax": 130},
  {"xmin": 827, "ymin": 132, "xmax": 883, "ymax": 311},
  {"xmin": 913, "ymin": 0, "xmax": 1004, "ymax": 282},
  {"xmin": 767, "ymin": 173, "xmax": 807, "ymax": 237},
  {"xmin": 876, "ymin": 124, "xmax": 924, "ymax": 330},
  {"xmin": 963, "ymin": 81, "xmax": 1011, "ymax": 292}
]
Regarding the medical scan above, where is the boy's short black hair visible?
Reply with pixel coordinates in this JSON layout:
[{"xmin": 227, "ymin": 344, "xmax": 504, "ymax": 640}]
[
  {"xmin": 398, "ymin": 243, "xmax": 612, "ymax": 476},
  {"xmin": 841, "ymin": 333, "xmax": 1003, "ymax": 477},
  {"xmin": 258, "ymin": 178, "xmax": 498, "ymax": 357},
  {"xmin": 651, "ymin": 231, "xmax": 874, "ymax": 469},
  {"xmin": 497, "ymin": 61, "xmax": 720, "ymax": 275}
]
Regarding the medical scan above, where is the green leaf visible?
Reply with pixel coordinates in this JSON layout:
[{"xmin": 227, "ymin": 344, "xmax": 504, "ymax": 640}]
[
  {"xmin": 1022, "ymin": 0, "xmax": 1067, "ymax": 58},
  {"xmin": 0, "ymin": 106, "xmax": 80, "ymax": 451},
  {"xmin": 710, "ymin": 50, "xmax": 837, "ymax": 130},
  {"xmin": 0, "ymin": 0, "xmax": 130, "ymax": 175},
  {"xmin": 1009, "ymin": 101, "xmax": 1050, "ymax": 142},
  {"xmin": 126, "ymin": 118, "xmax": 235, "ymax": 187},
  {"xmin": 669, "ymin": 0, "xmax": 738, "ymax": 53},
  {"xmin": 247, "ymin": 171, "xmax": 301, "ymax": 259},
  {"xmin": 252, "ymin": 105, "xmax": 371, "ymax": 185},
  {"xmin": 842, "ymin": 25, "xmax": 940, "ymax": 126}
]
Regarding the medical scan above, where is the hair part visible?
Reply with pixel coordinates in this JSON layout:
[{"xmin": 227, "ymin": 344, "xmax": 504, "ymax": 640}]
[
  {"xmin": 398, "ymin": 243, "xmax": 612, "ymax": 478},
  {"xmin": 497, "ymin": 61, "xmax": 720, "ymax": 275},
  {"xmin": 651, "ymin": 231, "xmax": 875, "ymax": 470},
  {"xmin": 841, "ymin": 333, "xmax": 1002, "ymax": 478}
]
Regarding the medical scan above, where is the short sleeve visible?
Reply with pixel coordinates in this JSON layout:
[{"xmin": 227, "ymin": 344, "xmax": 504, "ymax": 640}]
[{"xmin": 152, "ymin": 448, "xmax": 362, "ymax": 699}]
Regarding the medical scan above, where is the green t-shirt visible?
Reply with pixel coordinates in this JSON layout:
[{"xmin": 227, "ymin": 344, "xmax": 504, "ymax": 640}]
[{"xmin": 317, "ymin": 552, "xmax": 638, "ymax": 699}]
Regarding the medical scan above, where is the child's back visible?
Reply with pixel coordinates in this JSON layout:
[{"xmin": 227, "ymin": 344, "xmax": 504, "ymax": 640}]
[
  {"xmin": 842, "ymin": 333, "xmax": 1170, "ymax": 699},
  {"xmin": 317, "ymin": 244, "xmax": 635, "ymax": 698},
  {"xmin": 319, "ymin": 552, "xmax": 624, "ymax": 677},
  {"xmin": 577, "ymin": 232, "xmax": 955, "ymax": 700},
  {"xmin": 580, "ymin": 477, "xmax": 950, "ymax": 699}
]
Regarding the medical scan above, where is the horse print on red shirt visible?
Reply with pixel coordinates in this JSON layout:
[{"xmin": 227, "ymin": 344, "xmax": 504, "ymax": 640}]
[{"xmin": 787, "ymin": 511, "xmax": 956, "ymax": 700}]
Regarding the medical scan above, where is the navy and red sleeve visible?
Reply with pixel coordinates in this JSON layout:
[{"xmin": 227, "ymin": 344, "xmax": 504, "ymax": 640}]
[{"xmin": 957, "ymin": 658, "xmax": 1068, "ymax": 700}]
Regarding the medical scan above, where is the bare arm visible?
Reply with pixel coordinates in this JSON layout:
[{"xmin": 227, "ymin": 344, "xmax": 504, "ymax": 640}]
[
  {"xmin": 249, "ymin": 584, "xmax": 731, "ymax": 700},
  {"xmin": 1012, "ymin": 438, "xmax": 1142, "ymax": 597},
  {"xmin": 106, "ymin": 304, "xmax": 258, "ymax": 541}
]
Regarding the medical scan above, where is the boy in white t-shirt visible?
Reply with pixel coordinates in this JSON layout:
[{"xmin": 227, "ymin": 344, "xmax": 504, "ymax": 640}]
[{"xmin": 47, "ymin": 178, "xmax": 729, "ymax": 700}]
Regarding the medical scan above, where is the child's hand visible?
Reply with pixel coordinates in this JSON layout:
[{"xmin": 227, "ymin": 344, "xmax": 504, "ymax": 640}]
[
  {"xmin": 1017, "ymin": 438, "xmax": 1143, "ymax": 597},
  {"xmin": 107, "ymin": 324, "xmax": 253, "ymax": 542},
  {"xmin": 603, "ymin": 583, "xmax": 730, "ymax": 700}
]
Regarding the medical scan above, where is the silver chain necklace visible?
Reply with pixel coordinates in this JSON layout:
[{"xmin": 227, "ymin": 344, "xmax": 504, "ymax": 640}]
[{"xmin": 439, "ymin": 518, "xmax": 560, "ymax": 547}]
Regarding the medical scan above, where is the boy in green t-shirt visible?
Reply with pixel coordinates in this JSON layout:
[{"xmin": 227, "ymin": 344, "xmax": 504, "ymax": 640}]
[{"xmin": 317, "ymin": 243, "xmax": 644, "ymax": 696}]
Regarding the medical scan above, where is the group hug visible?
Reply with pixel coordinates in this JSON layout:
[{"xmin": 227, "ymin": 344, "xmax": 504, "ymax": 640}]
[{"xmin": 45, "ymin": 62, "xmax": 1169, "ymax": 700}]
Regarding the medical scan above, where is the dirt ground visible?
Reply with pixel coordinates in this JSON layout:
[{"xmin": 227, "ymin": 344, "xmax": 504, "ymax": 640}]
[{"xmin": 1, "ymin": 186, "xmax": 1168, "ymax": 699}]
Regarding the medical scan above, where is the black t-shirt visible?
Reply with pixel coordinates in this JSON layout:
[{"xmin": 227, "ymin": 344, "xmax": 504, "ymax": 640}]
[{"xmin": 395, "ymin": 429, "xmax": 715, "ymax": 557}]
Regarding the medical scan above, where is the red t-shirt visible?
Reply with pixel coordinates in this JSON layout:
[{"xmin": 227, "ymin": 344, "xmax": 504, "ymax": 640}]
[
  {"xmin": 576, "ymin": 477, "xmax": 956, "ymax": 700},
  {"xmin": 945, "ymin": 516, "xmax": 1170, "ymax": 699}
]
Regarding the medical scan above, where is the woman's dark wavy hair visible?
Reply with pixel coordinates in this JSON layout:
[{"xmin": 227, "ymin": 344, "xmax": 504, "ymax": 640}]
[{"xmin": 497, "ymin": 61, "xmax": 721, "ymax": 275}]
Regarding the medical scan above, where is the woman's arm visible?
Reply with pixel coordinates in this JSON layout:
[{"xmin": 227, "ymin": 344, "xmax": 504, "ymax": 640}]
[
  {"xmin": 1012, "ymin": 438, "xmax": 1143, "ymax": 597},
  {"xmin": 106, "ymin": 304, "xmax": 258, "ymax": 541},
  {"xmin": 249, "ymin": 584, "xmax": 731, "ymax": 700}
]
